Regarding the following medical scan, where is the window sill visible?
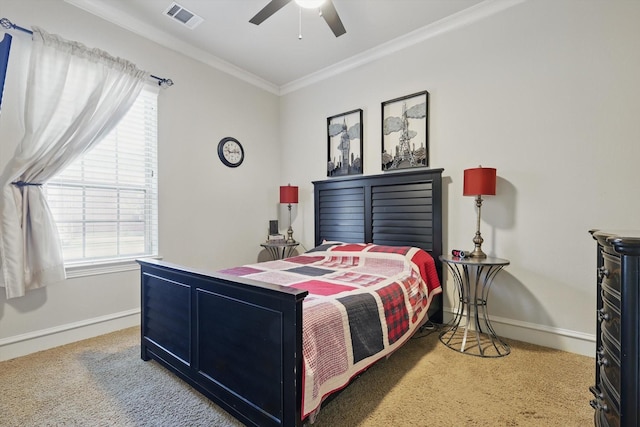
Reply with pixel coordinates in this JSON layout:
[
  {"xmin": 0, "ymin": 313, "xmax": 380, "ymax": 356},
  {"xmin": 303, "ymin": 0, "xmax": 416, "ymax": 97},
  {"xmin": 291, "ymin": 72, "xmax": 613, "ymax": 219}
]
[{"xmin": 65, "ymin": 256, "xmax": 163, "ymax": 279}]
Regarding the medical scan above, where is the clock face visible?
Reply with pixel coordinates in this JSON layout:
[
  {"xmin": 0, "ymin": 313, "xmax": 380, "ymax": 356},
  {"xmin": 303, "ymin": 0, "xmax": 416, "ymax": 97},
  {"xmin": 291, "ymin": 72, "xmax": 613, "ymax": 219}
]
[{"xmin": 217, "ymin": 137, "xmax": 244, "ymax": 167}]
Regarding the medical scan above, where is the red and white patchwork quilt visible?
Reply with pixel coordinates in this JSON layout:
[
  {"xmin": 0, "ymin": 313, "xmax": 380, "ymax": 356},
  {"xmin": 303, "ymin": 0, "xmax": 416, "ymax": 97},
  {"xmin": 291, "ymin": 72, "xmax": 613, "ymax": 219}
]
[{"xmin": 218, "ymin": 242, "xmax": 441, "ymax": 419}]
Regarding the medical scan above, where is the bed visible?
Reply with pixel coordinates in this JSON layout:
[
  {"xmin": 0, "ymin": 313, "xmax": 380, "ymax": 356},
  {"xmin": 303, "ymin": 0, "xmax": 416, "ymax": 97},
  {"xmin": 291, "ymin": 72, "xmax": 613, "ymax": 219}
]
[{"xmin": 138, "ymin": 168, "xmax": 444, "ymax": 427}]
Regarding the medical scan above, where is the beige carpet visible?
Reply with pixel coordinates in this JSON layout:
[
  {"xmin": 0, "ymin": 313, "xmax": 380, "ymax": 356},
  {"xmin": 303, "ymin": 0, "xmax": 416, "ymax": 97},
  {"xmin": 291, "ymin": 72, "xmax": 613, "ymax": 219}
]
[{"xmin": 0, "ymin": 326, "xmax": 594, "ymax": 426}]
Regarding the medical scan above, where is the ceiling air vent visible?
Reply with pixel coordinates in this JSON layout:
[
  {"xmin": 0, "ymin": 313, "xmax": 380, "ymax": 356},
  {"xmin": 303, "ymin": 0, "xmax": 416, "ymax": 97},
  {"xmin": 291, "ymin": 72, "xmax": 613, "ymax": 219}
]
[{"xmin": 164, "ymin": 2, "xmax": 203, "ymax": 29}]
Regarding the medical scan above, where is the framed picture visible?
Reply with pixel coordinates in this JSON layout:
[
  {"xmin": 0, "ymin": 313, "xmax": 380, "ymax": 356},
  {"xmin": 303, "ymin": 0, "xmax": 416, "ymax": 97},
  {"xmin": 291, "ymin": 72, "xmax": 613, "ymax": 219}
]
[
  {"xmin": 327, "ymin": 109, "xmax": 363, "ymax": 177},
  {"xmin": 381, "ymin": 90, "xmax": 429, "ymax": 171}
]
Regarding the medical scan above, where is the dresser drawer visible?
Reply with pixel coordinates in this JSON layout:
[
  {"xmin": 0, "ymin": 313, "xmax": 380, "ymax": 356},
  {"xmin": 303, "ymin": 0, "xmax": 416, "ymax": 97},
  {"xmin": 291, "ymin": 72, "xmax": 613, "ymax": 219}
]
[
  {"xmin": 593, "ymin": 376, "xmax": 620, "ymax": 427},
  {"xmin": 598, "ymin": 405, "xmax": 620, "ymax": 427},
  {"xmin": 599, "ymin": 367, "xmax": 620, "ymax": 418},
  {"xmin": 601, "ymin": 281, "xmax": 620, "ymax": 310},
  {"xmin": 601, "ymin": 252, "xmax": 621, "ymax": 293},
  {"xmin": 601, "ymin": 330, "xmax": 620, "ymax": 363},
  {"xmin": 600, "ymin": 289, "xmax": 621, "ymax": 346},
  {"xmin": 599, "ymin": 346, "xmax": 621, "ymax": 408},
  {"xmin": 600, "ymin": 380, "xmax": 620, "ymax": 427},
  {"xmin": 593, "ymin": 402, "xmax": 617, "ymax": 427},
  {"xmin": 594, "ymin": 409, "xmax": 609, "ymax": 427}
]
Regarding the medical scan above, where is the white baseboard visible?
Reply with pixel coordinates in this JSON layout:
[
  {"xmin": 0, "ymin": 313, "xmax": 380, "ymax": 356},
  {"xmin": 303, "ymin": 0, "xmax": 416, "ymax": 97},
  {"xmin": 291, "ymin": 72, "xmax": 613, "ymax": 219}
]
[
  {"xmin": 1, "ymin": 307, "xmax": 595, "ymax": 362},
  {"xmin": 443, "ymin": 308, "xmax": 596, "ymax": 357},
  {"xmin": 0, "ymin": 309, "xmax": 140, "ymax": 362}
]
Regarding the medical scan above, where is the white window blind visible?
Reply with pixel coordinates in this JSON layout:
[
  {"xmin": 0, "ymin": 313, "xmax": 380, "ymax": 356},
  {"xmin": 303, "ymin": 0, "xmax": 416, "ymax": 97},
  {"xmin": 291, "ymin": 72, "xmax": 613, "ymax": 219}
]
[{"xmin": 45, "ymin": 86, "xmax": 159, "ymax": 265}]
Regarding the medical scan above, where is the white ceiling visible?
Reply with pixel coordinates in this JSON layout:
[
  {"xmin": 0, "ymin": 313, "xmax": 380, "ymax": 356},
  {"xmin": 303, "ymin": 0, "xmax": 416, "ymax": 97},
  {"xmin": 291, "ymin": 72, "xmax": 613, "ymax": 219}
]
[{"xmin": 65, "ymin": 0, "xmax": 500, "ymax": 93}]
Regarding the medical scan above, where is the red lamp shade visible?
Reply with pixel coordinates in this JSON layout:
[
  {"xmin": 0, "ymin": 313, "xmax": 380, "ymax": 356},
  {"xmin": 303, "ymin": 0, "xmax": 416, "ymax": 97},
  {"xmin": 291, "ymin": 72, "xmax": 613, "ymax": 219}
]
[
  {"xmin": 280, "ymin": 185, "xmax": 299, "ymax": 204},
  {"xmin": 463, "ymin": 167, "xmax": 496, "ymax": 196}
]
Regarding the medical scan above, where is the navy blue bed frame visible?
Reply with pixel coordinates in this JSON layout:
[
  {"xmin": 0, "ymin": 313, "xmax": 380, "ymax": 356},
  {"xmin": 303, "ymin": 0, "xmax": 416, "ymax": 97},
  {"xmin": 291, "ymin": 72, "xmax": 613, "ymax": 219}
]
[{"xmin": 138, "ymin": 168, "xmax": 444, "ymax": 427}]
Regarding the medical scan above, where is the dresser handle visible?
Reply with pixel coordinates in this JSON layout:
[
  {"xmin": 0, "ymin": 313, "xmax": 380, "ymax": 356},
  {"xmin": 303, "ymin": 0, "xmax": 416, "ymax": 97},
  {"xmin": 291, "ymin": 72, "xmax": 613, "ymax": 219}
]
[
  {"xmin": 598, "ymin": 266, "xmax": 610, "ymax": 280},
  {"xmin": 597, "ymin": 356, "xmax": 610, "ymax": 367},
  {"xmin": 597, "ymin": 308, "xmax": 610, "ymax": 322},
  {"xmin": 590, "ymin": 387, "xmax": 604, "ymax": 400},
  {"xmin": 590, "ymin": 398, "xmax": 609, "ymax": 413}
]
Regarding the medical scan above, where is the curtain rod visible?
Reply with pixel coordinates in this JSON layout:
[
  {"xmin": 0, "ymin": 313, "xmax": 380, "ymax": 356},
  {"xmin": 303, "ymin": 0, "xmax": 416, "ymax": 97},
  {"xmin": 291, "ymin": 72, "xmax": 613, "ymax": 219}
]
[{"xmin": 0, "ymin": 17, "xmax": 173, "ymax": 87}]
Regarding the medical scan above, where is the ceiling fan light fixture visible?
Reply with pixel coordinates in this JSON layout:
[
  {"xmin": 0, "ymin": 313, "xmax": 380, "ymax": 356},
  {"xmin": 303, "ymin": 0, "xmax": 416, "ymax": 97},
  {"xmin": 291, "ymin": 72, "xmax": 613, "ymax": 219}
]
[
  {"xmin": 250, "ymin": 0, "xmax": 345, "ymax": 38},
  {"xmin": 295, "ymin": 0, "xmax": 326, "ymax": 9}
]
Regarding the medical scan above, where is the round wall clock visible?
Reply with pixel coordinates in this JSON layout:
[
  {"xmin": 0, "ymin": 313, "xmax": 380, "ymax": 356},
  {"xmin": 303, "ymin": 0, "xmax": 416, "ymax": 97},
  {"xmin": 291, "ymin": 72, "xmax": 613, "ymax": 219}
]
[{"xmin": 217, "ymin": 137, "xmax": 244, "ymax": 168}]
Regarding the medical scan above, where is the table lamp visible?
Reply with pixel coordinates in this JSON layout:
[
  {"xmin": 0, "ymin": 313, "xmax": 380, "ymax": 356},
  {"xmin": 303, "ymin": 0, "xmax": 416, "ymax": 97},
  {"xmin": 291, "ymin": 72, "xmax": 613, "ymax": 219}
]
[
  {"xmin": 280, "ymin": 184, "xmax": 298, "ymax": 243},
  {"xmin": 463, "ymin": 166, "xmax": 496, "ymax": 258}
]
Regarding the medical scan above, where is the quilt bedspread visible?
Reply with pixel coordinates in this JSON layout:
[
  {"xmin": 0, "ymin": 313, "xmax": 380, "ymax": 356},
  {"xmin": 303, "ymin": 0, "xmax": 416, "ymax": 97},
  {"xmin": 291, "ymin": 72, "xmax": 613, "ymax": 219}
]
[{"xmin": 218, "ymin": 242, "xmax": 441, "ymax": 419}]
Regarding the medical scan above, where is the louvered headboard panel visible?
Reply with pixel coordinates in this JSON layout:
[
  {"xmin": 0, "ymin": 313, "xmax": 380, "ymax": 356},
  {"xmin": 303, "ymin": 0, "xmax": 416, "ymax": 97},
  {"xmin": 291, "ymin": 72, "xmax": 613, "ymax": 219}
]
[
  {"xmin": 371, "ymin": 181, "xmax": 435, "ymax": 250},
  {"xmin": 313, "ymin": 168, "xmax": 443, "ymax": 281},
  {"xmin": 317, "ymin": 186, "xmax": 365, "ymax": 243}
]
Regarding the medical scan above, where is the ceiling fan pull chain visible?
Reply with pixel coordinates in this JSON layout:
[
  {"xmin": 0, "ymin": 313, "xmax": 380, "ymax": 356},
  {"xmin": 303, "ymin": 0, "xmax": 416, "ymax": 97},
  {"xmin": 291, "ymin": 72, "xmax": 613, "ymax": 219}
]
[{"xmin": 298, "ymin": 6, "xmax": 303, "ymax": 40}]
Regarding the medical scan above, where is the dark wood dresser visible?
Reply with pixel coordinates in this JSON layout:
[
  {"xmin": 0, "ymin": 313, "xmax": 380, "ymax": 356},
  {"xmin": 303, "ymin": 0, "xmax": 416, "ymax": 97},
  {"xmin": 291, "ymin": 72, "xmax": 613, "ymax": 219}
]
[{"xmin": 589, "ymin": 230, "xmax": 640, "ymax": 427}]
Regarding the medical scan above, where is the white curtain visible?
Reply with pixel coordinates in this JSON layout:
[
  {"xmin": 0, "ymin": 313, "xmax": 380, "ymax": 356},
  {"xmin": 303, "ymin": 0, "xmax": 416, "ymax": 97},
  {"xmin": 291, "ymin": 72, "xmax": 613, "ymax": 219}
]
[{"xmin": 0, "ymin": 27, "xmax": 149, "ymax": 299}]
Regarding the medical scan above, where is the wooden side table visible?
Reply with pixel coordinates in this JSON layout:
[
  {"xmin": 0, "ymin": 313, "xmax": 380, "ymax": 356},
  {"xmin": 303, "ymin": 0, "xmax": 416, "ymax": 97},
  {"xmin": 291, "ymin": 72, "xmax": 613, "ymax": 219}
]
[
  {"xmin": 439, "ymin": 254, "xmax": 510, "ymax": 357},
  {"xmin": 260, "ymin": 241, "xmax": 299, "ymax": 260}
]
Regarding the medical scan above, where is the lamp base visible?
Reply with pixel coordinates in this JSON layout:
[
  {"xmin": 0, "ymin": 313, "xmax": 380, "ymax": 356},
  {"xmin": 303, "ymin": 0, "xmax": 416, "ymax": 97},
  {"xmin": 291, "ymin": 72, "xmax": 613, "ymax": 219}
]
[
  {"xmin": 286, "ymin": 203, "xmax": 296, "ymax": 243},
  {"xmin": 468, "ymin": 195, "xmax": 487, "ymax": 258},
  {"xmin": 468, "ymin": 247, "xmax": 488, "ymax": 259},
  {"xmin": 286, "ymin": 226, "xmax": 296, "ymax": 244},
  {"xmin": 468, "ymin": 230, "xmax": 487, "ymax": 258}
]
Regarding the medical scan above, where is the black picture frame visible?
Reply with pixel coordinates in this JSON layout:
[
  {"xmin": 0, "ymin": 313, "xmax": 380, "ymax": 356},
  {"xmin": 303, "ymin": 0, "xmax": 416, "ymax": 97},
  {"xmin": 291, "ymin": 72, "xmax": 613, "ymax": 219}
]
[
  {"xmin": 327, "ymin": 109, "xmax": 363, "ymax": 177},
  {"xmin": 381, "ymin": 91, "xmax": 429, "ymax": 171}
]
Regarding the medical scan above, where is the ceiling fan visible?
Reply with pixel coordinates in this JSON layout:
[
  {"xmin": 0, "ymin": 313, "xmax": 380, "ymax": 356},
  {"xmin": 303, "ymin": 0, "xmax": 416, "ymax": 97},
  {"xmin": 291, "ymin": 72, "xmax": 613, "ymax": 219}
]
[{"xmin": 249, "ymin": 0, "xmax": 346, "ymax": 38}]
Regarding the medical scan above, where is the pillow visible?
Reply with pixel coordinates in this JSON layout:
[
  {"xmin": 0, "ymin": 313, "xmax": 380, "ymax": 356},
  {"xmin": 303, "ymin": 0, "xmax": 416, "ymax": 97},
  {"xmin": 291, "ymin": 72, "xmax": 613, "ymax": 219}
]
[{"xmin": 305, "ymin": 240, "xmax": 347, "ymax": 253}]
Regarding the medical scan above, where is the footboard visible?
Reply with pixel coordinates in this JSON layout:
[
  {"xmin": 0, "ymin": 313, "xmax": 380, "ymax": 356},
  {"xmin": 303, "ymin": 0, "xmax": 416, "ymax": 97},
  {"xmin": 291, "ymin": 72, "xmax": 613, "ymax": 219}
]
[{"xmin": 138, "ymin": 259, "xmax": 308, "ymax": 427}]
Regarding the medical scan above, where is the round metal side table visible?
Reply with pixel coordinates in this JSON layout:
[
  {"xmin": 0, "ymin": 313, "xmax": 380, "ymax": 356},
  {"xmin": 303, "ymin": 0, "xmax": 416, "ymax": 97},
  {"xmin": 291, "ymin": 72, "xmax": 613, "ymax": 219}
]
[
  {"xmin": 260, "ymin": 241, "xmax": 299, "ymax": 260},
  {"xmin": 439, "ymin": 254, "xmax": 510, "ymax": 357}
]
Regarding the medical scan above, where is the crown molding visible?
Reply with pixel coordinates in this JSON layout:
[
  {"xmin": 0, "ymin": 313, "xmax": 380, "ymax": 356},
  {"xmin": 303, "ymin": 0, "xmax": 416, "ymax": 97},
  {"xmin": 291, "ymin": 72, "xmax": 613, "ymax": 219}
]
[
  {"xmin": 64, "ymin": 0, "xmax": 280, "ymax": 95},
  {"xmin": 280, "ymin": 0, "xmax": 525, "ymax": 94},
  {"xmin": 65, "ymin": 0, "xmax": 523, "ymax": 96}
]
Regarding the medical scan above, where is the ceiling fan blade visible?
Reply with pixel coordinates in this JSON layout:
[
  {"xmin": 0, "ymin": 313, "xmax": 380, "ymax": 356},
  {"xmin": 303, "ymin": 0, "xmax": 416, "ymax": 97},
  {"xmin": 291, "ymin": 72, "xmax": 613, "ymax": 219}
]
[
  {"xmin": 320, "ymin": 1, "xmax": 346, "ymax": 37},
  {"xmin": 249, "ymin": 0, "xmax": 292, "ymax": 25}
]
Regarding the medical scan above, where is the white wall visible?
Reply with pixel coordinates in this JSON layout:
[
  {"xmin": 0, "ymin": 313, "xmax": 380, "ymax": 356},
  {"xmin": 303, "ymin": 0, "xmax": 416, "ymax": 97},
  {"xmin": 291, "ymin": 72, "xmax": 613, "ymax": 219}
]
[
  {"xmin": 0, "ymin": 0, "xmax": 281, "ymax": 360},
  {"xmin": 280, "ymin": 0, "xmax": 640, "ymax": 355}
]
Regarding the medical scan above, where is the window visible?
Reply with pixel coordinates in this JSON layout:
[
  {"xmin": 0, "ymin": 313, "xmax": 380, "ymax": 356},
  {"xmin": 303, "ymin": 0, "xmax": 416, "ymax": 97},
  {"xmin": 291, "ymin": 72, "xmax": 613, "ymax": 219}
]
[{"xmin": 44, "ymin": 87, "xmax": 158, "ymax": 267}]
